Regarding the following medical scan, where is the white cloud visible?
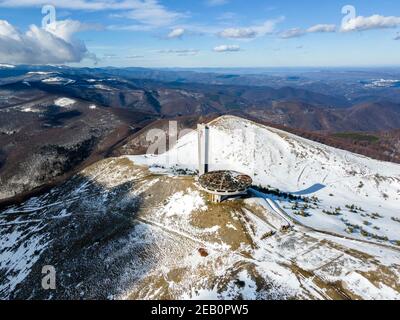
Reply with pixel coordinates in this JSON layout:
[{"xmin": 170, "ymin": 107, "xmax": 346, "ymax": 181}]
[
  {"xmin": 213, "ymin": 44, "xmax": 240, "ymax": 52},
  {"xmin": 307, "ymin": 24, "xmax": 336, "ymax": 33},
  {"xmin": 167, "ymin": 28, "xmax": 185, "ymax": 39},
  {"xmin": 0, "ymin": 0, "xmax": 130, "ymax": 10},
  {"xmin": 0, "ymin": 0, "xmax": 184, "ymax": 28},
  {"xmin": 0, "ymin": 19, "xmax": 20, "ymax": 40},
  {"xmin": 123, "ymin": 1, "xmax": 184, "ymax": 27},
  {"xmin": 218, "ymin": 17, "xmax": 283, "ymax": 39},
  {"xmin": 0, "ymin": 19, "xmax": 94, "ymax": 64},
  {"xmin": 341, "ymin": 14, "xmax": 400, "ymax": 32},
  {"xmin": 219, "ymin": 28, "xmax": 257, "ymax": 39}
]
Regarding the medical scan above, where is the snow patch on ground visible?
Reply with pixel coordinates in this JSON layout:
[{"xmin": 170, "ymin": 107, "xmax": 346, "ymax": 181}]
[
  {"xmin": 93, "ymin": 84, "xmax": 113, "ymax": 91},
  {"xmin": 54, "ymin": 97, "xmax": 76, "ymax": 107},
  {"xmin": 0, "ymin": 223, "xmax": 49, "ymax": 298},
  {"xmin": 160, "ymin": 189, "xmax": 207, "ymax": 218},
  {"xmin": 342, "ymin": 272, "xmax": 400, "ymax": 300},
  {"xmin": 42, "ymin": 77, "xmax": 75, "ymax": 85},
  {"xmin": 20, "ymin": 107, "xmax": 40, "ymax": 113},
  {"xmin": 27, "ymin": 71, "xmax": 56, "ymax": 75}
]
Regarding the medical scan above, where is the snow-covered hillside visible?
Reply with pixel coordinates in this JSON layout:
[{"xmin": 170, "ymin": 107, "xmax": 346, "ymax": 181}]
[
  {"xmin": 131, "ymin": 115, "xmax": 400, "ymax": 246},
  {"xmin": 1, "ymin": 115, "xmax": 400, "ymax": 300},
  {"xmin": 1, "ymin": 157, "xmax": 400, "ymax": 300}
]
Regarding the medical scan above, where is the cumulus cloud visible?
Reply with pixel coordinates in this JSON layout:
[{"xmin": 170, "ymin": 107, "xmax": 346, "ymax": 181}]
[
  {"xmin": 0, "ymin": 19, "xmax": 93, "ymax": 64},
  {"xmin": 167, "ymin": 28, "xmax": 185, "ymax": 39},
  {"xmin": 218, "ymin": 17, "xmax": 283, "ymax": 39},
  {"xmin": 213, "ymin": 44, "xmax": 240, "ymax": 52},
  {"xmin": 341, "ymin": 14, "xmax": 400, "ymax": 32}
]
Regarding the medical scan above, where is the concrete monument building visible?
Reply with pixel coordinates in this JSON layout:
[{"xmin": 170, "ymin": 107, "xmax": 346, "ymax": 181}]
[{"xmin": 197, "ymin": 124, "xmax": 252, "ymax": 203}]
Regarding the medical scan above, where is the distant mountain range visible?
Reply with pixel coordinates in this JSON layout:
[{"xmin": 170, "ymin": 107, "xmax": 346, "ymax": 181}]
[{"xmin": 2, "ymin": 65, "xmax": 400, "ymax": 127}]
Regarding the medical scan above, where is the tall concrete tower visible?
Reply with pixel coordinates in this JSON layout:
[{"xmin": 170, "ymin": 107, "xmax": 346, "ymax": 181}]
[{"xmin": 197, "ymin": 124, "xmax": 209, "ymax": 176}]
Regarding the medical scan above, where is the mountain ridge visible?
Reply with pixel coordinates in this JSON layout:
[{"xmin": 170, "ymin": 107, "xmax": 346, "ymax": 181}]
[{"xmin": 1, "ymin": 115, "xmax": 399, "ymax": 300}]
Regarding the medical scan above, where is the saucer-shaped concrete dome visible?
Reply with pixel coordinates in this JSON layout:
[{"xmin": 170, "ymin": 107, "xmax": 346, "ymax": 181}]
[{"xmin": 198, "ymin": 170, "xmax": 253, "ymax": 195}]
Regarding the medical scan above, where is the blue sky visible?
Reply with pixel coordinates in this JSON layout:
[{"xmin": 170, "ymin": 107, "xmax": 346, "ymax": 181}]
[{"xmin": 0, "ymin": 0, "xmax": 400, "ymax": 67}]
